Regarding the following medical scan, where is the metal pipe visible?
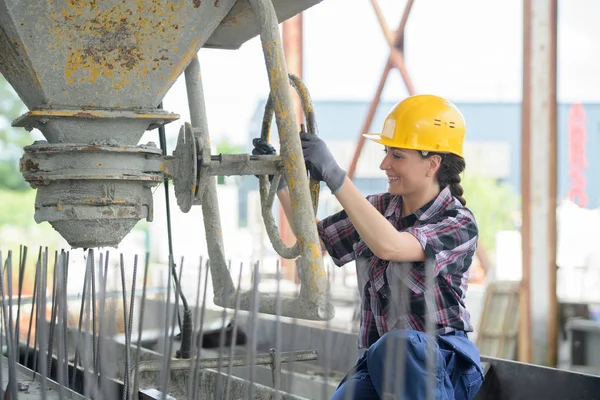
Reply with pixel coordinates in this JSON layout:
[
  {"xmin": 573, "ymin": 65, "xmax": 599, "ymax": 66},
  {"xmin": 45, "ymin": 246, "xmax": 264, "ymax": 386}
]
[
  {"xmin": 281, "ymin": 9, "xmax": 304, "ymax": 283},
  {"xmin": 246, "ymin": 0, "xmax": 333, "ymax": 320},
  {"xmin": 184, "ymin": 55, "xmax": 235, "ymax": 301},
  {"xmin": 134, "ymin": 350, "xmax": 318, "ymax": 375}
]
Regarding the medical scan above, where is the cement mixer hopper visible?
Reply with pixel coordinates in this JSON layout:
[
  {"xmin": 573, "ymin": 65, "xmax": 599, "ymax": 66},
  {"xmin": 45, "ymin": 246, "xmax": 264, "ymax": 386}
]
[
  {"xmin": 1, "ymin": 0, "xmax": 334, "ymax": 322},
  {"xmin": 0, "ymin": 0, "xmax": 322, "ymax": 248}
]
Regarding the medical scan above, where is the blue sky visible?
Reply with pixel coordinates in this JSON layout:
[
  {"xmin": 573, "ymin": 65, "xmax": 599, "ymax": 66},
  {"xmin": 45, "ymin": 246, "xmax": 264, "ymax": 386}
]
[{"xmin": 153, "ymin": 0, "xmax": 600, "ymax": 147}]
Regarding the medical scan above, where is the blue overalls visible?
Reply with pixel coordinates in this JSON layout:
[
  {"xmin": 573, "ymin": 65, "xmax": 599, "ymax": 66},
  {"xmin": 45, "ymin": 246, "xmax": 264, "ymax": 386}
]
[{"xmin": 331, "ymin": 329, "xmax": 484, "ymax": 399}]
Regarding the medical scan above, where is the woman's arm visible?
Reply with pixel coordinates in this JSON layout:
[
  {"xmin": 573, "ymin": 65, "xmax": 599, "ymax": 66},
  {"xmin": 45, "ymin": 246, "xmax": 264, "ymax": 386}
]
[
  {"xmin": 298, "ymin": 132, "xmax": 425, "ymax": 262},
  {"xmin": 334, "ymin": 176, "xmax": 425, "ymax": 262}
]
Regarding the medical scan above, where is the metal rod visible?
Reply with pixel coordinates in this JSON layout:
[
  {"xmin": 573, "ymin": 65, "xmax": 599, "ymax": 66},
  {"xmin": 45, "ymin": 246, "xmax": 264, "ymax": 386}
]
[
  {"xmin": 184, "ymin": 55, "xmax": 235, "ymax": 302},
  {"xmin": 246, "ymin": 262, "xmax": 261, "ymax": 400},
  {"xmin": 24, "ymin": 247, "xmax": 39, "ymax": 371},
  {"xmin": 202, "ymin": 155, "xmax": 283, "ymax": 176},
  {"xmin": 136, "ymin": 350, "xmax": 318, "ymax": 373},
  {"xmin": 55, "ymin": 252, "xmax": 66, "ymax": 400},
  {"xmin": 158, "ymin": 102, "xmax": 185, "ymax": 332},
  {"xmin": 38, "ymin": 247, "xmax": 49, "ymax": 400},
  {"xmin": 90, "ymin": 249, "xmax": 98, "ymax": 379},
  {"xmin": 185, "ymin": 256, "xmax": 204, "ymax": 400},
  {"xmin": 425, "ymin": 258, "xmax": 436, "ymax": 400},
  {"xmin": 0, "ymin": 252, "xmax": 18, "ymax": 400},
  {"xmin": 215, "ymin": 260, "xmax": 233, "ymax": 399},
  {"xmin": 47, "ymin": 251, "xmax": 59, "ymax": 378},
  {"xmin": 159, "ymin": 259, "xmax": 174, "ymax": 399},
  {"xmin": 15, "ymin": 245, "xmax": 27, "ymax": 366},
  {"xmin": 190, "ymin": 259, "xmax": 211, "ymax": 400},
  {"xmin": 246, "ymin": 0, "xmax": 333, "ymax": 321},
  {"xmin": 224, "ymin": 263, "xmax": 244, "ymax": 400},
  {"xmin": 281, "ymin": 7, "xmax": 304, "ymax": 283},
  {"xmin": 131, "ymin": 253, "xmax": 150, "ymax": 400},
  {"xmin": 119, "ymin": 253, "xmax": 132, "ymax": 400}
]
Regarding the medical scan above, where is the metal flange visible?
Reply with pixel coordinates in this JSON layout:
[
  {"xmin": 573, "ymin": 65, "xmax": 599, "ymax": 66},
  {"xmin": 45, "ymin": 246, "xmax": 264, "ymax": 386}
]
[
  {"xmin": 171, "ymin": 122, "xmax": 198, "ymax": 213},
  {"xmin": 19, "ymin": 140, "xmax": 163, "ymax": 248}
]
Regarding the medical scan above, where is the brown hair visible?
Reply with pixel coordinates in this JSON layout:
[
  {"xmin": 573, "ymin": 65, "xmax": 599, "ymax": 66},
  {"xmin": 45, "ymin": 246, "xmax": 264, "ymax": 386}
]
[{"xmin": 421, "ymin": 152, "xmax": 467, "ymax": 205}]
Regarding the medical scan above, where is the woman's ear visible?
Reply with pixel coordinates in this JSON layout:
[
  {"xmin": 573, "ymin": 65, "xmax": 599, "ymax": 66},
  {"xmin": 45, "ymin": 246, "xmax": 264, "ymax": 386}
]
[{"xmin": 427, "ymin": 155, "xmax": 442, "ymax": 177}]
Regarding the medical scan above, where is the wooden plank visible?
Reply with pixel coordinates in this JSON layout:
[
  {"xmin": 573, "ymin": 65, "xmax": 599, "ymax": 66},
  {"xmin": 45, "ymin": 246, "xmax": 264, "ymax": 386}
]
[{"xmin": 476, "ymin": 281, "xmax": 521, "ymax": 360}]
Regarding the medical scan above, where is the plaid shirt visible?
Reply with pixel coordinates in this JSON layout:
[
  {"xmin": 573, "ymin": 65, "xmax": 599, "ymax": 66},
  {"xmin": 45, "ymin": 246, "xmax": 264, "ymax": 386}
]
[{"xmin": 317, "ymin": 186, "xmax": 478, "ymax": 349}]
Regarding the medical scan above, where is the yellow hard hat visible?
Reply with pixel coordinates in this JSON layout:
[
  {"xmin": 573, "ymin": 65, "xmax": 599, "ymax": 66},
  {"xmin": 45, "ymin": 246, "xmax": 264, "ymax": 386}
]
[{"xmin": 363, "ymin": 94, "xmax": 466, "ymax": 158}]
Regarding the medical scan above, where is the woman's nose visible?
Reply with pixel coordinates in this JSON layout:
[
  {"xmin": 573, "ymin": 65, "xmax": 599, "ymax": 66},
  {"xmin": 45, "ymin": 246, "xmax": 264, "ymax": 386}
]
[{"xmin": 380, "ymin": 156, "xmax": 389, "ymax": 170}]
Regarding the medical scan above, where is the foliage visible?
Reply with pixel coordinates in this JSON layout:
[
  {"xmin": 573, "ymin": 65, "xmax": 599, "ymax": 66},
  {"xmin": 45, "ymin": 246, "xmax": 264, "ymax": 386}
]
[
  {"xmin": 216, "ymin": 137, "xmax": 244, "ymax": 155},
  {"xmin": 0, "ymin": 76, "xmax": 29, "ymax": 191},
  {"xmin": 0, "ymin": 188, "xmax": 36, "ymax": 227},
  {"xmin": 461, "ymin": 172, "xmax": 521, "ymax": 253}
]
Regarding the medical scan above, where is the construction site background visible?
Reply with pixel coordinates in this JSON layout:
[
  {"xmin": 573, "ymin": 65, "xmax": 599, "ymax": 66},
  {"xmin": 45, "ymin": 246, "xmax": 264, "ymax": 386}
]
[{"xmin": 1, "ymin": 0, "xmax": 600, "ymax": 383}]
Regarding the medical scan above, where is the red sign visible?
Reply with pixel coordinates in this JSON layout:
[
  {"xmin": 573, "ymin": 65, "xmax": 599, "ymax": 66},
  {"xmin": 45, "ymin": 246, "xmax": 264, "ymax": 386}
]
[{"xmin": 567, "ymin": 103, "xmax": 587, "ymax": 207}]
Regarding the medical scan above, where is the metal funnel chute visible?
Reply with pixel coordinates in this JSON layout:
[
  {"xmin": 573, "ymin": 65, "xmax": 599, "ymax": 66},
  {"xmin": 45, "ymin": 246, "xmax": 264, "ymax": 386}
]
[{"xmin": 0, "ymin": 0, "xmax": 322, "ymax": 249}]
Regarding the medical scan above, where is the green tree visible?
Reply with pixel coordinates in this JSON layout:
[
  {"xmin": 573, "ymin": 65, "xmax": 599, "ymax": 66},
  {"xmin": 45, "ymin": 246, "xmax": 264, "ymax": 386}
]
[
  {"xmin": 461, "ymin": 173, "xmax": 520, "ymax": 253},
  {"xmin": 0, "ymin": 76, "xmax": 29, "ymax": 191}
]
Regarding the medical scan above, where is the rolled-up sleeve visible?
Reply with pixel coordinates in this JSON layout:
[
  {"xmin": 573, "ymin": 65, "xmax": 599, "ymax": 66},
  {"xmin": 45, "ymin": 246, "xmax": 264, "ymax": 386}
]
[
  {"xmin": 317, "ymin": 209, "xmax": 359, "ymax": 267},
  {"xmin": 406, "ymin": 209, "xmax": 478, "ymax": 276},
  {"xmin": 317, "ymin": 194, "xmax": 389, "ymax": 267}
]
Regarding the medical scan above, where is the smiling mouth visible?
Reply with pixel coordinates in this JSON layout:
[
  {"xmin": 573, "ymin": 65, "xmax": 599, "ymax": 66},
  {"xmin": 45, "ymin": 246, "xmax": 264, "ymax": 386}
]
[{"xmin": 387, "ymin": 177, "xmax": 399, "ymax": 183}]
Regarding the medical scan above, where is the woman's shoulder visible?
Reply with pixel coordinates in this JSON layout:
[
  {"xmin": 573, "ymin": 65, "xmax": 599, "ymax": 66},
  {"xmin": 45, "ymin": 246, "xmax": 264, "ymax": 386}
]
[{"xmin": 430, "ymin": 198, "xmax": 479, "ymax": 232}]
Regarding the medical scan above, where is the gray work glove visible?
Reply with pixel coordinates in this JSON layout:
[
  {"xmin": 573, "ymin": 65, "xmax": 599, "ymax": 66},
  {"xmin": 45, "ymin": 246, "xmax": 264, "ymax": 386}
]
[
  {"xmin": 300, "ymin": 132, "xmax": 346, "ymax": 194},
  {"xmin": 252, "ymin": 138, "xmax": 288, "ymax": 191}
]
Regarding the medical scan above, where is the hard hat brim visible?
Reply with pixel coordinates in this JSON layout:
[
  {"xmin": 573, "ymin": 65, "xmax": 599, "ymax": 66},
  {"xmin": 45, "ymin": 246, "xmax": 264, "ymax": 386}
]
[
  {"xmin": 363, "ymin": 132, "xmax": 464, "ymax": 157},
  {"xmin": 362, "ymin": 133, "xmax": 397, "ymax": 148}
]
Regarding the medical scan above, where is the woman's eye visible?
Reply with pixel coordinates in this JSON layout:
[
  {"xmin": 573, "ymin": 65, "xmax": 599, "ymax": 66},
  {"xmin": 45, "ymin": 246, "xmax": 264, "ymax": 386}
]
[{"xmin": 383, "ymin": 148, "xmax": 402, "ymax": 159}]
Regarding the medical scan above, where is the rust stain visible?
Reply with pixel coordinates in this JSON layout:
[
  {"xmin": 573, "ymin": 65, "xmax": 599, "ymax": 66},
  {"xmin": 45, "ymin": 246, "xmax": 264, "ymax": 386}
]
[
  {"xmin": 51, "ymin": 0, "xmax": 186, "ymax": 89},
  {"xmin": 168, "ymin": 37, "xmax": 201, "ymax": 85},
  {"xmin": 23, "ymin": 159, "xmax": 39, "ymax": 171},
  {"xmin": 75, "ymin": 112, "xmax": 97, "ymax": 118}
]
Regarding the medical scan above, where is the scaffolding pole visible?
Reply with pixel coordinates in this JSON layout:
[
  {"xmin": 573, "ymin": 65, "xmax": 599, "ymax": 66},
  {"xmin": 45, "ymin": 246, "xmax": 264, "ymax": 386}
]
[{"xmin": 520, "ymin": 0, "xmax": 559, "ymax": 367}]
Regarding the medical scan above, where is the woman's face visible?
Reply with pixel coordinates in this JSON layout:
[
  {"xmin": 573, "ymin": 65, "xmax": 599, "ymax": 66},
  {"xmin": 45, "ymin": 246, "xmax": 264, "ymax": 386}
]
[{"xmin": 379, "ymin": 147, "xmax": 439, "ymax": 196}]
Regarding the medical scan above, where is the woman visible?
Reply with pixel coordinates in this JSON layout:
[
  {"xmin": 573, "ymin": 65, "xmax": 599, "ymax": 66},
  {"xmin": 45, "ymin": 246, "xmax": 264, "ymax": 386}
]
[{"xmin": 253, "ymin": 94, "xmax": 484, "ymax": 399}]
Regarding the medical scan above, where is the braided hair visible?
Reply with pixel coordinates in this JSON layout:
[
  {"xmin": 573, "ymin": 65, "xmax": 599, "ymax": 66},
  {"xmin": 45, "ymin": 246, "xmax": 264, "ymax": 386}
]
[{"xmin": 421, "ymin": 152, "xmax": 467, "ymax": 205}]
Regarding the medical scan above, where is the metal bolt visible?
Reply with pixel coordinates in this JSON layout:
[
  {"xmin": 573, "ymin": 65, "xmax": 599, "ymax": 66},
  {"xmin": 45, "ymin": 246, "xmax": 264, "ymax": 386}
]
[{"xmin": 17, "ymin": 382, "xmax": 29, "ymax": 392}]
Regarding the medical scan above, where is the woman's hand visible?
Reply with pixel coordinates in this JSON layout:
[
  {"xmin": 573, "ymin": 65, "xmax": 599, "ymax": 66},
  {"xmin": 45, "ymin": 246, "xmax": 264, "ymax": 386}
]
[{"xmin": 299, "ymin": 132, "xmax": 347, "ymax": 194}]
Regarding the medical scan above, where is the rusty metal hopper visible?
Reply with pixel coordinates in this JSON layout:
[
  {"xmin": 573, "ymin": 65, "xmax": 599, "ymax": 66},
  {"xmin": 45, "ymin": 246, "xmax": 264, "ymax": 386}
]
[{"xmin": 0, "ymin": 0, "xmax": 322, "ymax": 248}]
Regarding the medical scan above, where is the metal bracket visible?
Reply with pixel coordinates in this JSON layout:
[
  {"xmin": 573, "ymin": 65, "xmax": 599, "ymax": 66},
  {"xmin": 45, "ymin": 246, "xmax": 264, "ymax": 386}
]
[{"xmin": 167, "ymin": 122, "xmax": 285, "ymax": 213}]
